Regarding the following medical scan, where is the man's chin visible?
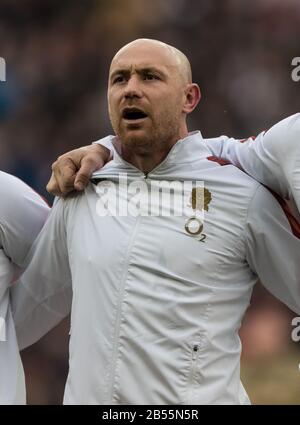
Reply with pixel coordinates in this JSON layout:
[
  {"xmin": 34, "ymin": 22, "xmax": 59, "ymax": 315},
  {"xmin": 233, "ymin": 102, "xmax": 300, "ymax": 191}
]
[{"xmin": 121, "ymin": 128, "xmax": 150, "ymax": 146}]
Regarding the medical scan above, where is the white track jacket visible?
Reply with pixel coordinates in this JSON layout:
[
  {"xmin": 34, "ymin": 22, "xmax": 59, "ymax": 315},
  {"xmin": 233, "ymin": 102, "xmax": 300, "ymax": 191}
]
[
  {"xmin": 204, "ymin": 113, "xmax": 300, "ymax": 211},
  {"xmin": 0, "ymin": 171, "xmax": 49, "ymax": 404},
  {"xmin": 11, "ymin": 131, "xmax": 300, "ymax": 405}
]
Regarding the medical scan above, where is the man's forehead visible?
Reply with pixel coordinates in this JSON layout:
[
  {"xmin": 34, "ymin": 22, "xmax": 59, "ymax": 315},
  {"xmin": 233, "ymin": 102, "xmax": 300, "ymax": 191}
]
[
  {"xmin": 109, "ymin": 60, "xmax": 173, "ymax": 75},
  {"xmin": 110, "ymin": 43, "xmax": 179, "ymax": 73}
]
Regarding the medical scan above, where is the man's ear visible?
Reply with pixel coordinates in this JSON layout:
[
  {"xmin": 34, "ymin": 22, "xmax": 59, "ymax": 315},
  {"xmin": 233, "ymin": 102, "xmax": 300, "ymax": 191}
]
[{"xmin": 182, "ymin": 83, "xmax": 201, "ymax": 114}]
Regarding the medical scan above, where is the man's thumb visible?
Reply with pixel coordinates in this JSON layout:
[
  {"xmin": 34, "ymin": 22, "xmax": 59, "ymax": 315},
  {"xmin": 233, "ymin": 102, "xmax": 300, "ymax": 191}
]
[{"xmin": 74, "ymin": 160, "xmax": 98, "ymax": 191}]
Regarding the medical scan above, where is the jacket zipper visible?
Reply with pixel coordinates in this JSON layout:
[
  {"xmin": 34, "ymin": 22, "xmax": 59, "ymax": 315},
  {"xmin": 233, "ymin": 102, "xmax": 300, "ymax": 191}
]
[
  {"xmin": 108, "ymin": 174, "xmax": 146, "ymax": 403},
  {"xmin": 187, "ymin": 343, "xmax": 200, "ymax": 402},
  {"xmin": 192, "ymin": 344, "xmax": 199, "ymax": 361}
]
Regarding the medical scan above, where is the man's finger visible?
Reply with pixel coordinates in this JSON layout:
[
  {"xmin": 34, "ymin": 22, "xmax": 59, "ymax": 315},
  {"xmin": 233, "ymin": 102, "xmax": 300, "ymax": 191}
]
[
  {"xmin": 46, "ymin": 172, "xmax": 62, "ymax": 196},
  {"xmin": 47, "ymin": 173, "xmax": 76, "ymax": 197},
  {"xmin": 52, "ymin": 158, "xmax": 77, "ymax": 194},
  {"xmin": 47, "ymin": 144, "xmax": 112, "ymax": 196},
  {"xmin": 74, "ymin": 157, "xmax": 103, "ymax": 191},
  {"xmin": 47, "ymin": 160, "xmax": 77, "ymax": 196}
]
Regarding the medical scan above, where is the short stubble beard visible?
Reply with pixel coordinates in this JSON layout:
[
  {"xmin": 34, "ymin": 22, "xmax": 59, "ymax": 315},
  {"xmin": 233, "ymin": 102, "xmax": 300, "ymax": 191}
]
[{"xmin": 113, "ymin": 109, "xmax": 182, "ymax": 157}]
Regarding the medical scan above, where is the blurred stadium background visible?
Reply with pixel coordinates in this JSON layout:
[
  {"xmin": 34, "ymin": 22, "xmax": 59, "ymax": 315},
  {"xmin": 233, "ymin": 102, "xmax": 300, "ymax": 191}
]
[{"xmin": 0, "ymin": 0, "xmax": 300, "ymax": 404}]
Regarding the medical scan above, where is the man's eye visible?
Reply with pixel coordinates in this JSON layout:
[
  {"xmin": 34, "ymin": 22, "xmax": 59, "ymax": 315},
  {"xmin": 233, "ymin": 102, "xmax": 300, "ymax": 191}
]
[
  {"xmin": 113, "ymin": 76, "xmax": 125, "ymax": 84},
  {"xmin": 144, "ymin": 74, "xmax": 159, "ymax": 80}
]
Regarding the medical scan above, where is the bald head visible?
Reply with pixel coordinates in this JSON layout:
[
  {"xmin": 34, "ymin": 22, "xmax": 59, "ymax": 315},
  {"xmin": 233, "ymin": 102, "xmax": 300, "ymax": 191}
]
[
  {"xmin": 107, "ymin": 37, "xmax": 201, "ymax": 159},
  {"xmin": 110, "ymin": 38, "xmax": 192, "ymax": 85}
]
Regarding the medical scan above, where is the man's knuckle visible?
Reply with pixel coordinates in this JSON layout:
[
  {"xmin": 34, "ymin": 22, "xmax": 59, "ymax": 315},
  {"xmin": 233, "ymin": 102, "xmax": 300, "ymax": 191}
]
[{"xmin": 51, "ymin": 161, "xmax": 58, "ymax": 171}]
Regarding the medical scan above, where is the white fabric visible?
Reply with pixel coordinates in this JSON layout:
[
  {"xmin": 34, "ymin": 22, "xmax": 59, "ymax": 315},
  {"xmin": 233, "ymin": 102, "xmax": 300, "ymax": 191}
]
[
  {"xmin": 204, "ymin": 113, "xmax": 300, "ymax": 209},
  {"xmin": 11, "ymin": 132, "xmax": 300, "ymax": 405},
  {"xmin": 0, "ymin": 171, "xmax": 49, "ymax": 404}
]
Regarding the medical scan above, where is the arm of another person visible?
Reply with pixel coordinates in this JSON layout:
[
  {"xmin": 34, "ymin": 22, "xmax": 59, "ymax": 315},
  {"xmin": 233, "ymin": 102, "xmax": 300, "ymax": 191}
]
[
  {"xmin": 47, "ymin": 115, "xmax": 300, "ymax": 205},
  {"xmin": 205, "ymin": 114, "xmax": 300, "ymax": 206},
  {"xmin": 245, "ymin": 184, "xmax": 300, "ymax": 314},
  {"xmin": 46, "ymin": 140, "xmax": 112, "ymax": 196},
  {"xmin": 0, "ymin": 171, "xmax": 50, "ymax": 267},
  {"xmin": 10, "ymin": 198, "xmax": 72, "ymax": 350}
]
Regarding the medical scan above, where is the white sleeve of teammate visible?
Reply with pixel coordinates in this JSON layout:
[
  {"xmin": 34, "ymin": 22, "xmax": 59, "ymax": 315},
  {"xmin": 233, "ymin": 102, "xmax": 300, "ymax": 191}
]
[
  {"xmin": 10, "ymin": 198, "xmax": 72, "ymax": 350},
  {"xmin": 245, "ymin": 184, "xmax": 300, "ymax": 315},
  {"xmin": 93, "ymin": 135, "xmax": 114, "ymax": 150},
  {"xmin": 93, "ymin": 135, "xmax": 115, "ymax": 159},
  {"xmin": 0, "ymin": 248, "xmax": 14, "ymax": 339},
  {"xmin": 0, "ymin": 171, "xmax": 50, "ymax": 267},
  {"xmin": 205, "ymin": 114, "xmax": 300, "ymax": 202}
]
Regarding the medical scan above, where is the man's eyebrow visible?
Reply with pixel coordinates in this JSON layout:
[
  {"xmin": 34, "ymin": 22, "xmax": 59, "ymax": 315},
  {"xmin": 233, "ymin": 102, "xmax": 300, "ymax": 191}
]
[
  {"xmin": 110, "ymin": 69, "xmax": 130, "ymax": 80},
  {"xmin": 110, "ymin": 66, "xmax": 167, "ymax": 80},
  {"xmin": 139, "ymin": 67, "xmax": 165, "ymax": 75}
]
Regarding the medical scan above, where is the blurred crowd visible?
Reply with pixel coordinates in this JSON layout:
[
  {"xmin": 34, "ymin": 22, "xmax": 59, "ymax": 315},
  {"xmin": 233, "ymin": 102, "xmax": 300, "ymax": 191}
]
[{"xmin": 0, "ymin": 0, "xmax": 300, "ymax": 404}]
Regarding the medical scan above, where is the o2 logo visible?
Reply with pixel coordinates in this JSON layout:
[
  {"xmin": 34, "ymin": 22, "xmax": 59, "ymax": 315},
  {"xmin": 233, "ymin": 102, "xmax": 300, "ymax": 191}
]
[{"xmin": 291, "ymin": 57, "xmax": 300, "ymax": 82}]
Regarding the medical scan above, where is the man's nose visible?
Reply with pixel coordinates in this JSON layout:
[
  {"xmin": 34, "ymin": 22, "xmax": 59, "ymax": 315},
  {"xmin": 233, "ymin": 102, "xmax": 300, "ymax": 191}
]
[{"xmin": 123, "ymin": 76, "xmax": 142, "ymax": 99}]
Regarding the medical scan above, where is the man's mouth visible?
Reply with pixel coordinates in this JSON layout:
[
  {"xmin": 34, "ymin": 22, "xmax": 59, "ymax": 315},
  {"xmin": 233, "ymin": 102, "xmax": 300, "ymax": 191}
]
[{"xmin": 122, "ymin": 107, "xmax": 148, "ymax": 121}]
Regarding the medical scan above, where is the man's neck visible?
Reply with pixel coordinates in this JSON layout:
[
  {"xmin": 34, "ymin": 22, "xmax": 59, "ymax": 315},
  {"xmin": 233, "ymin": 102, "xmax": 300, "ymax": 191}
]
[
  {"xmin": 119, "ymin": 130, "xmax": 189, "ymax": 174},
  {"xmin": 122, "ymin": 147, "xmax": 173, "ymax": 175}
]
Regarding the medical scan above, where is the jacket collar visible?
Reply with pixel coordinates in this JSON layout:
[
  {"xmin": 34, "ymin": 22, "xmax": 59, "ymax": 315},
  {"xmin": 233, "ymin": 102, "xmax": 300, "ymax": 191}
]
[{"xmin": 98, "ymin": 131, "xmax": 211, "ymax": 172}]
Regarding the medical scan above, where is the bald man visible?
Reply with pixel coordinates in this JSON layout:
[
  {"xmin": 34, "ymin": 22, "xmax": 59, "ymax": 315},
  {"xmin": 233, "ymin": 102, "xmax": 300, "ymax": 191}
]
[
  {"xmin": 11, "ymin": 39, "xmax": 300, "ymax": 405},
  {"xmin": 47, "ymin": 39, "xmax": 196, "ymax": 195}
]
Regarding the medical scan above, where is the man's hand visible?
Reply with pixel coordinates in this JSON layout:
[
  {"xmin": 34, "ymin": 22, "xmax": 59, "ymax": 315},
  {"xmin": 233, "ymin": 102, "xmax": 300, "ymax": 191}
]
[{"xmin": 46, "ymin": 144, "xmax": 111, "ymax": 196}]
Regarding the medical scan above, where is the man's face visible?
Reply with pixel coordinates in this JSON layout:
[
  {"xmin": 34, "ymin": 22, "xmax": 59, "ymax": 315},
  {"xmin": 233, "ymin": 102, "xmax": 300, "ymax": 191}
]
[{"xmin": 107, "ymin": 42, "xmax": 187, "ymax": 152}]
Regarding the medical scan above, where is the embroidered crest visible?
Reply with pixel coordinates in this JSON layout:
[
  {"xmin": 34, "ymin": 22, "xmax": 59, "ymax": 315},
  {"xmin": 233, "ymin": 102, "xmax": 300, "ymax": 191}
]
[{"xmin": 188, "ymin": 187, "xmax": 212, "ymax": 212}]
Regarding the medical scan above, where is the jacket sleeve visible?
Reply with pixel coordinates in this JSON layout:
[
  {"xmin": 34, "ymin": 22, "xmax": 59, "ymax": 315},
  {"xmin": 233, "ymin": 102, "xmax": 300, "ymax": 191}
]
[
  {"xmin": 245, "ymin": 184, "xmax": 300, "ymax": 315},
  {"xmin": 205, "ymin": 114, "xmax": 300, "ymax": 204},
  {"xmin": 93, "ymin": 135, "xmax": 115, "ymax": 153},
  {"xmin": 10, "ymin": 198, "xmax": 72, "ymax": 350},
  {"xmin": 0, "ymin": 249, "xmax": 14, "ymax": 341},
  {"xmin": 0, "ymin": 171, "xmax": 50, "ymax": 268}
]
